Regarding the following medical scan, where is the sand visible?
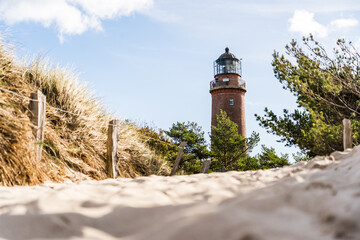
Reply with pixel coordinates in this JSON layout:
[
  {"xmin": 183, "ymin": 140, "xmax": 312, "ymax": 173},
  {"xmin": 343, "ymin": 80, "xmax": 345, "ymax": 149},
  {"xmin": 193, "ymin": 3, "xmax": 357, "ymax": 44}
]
[{"xmin": 1, "ymin": 147, "xmax": 360, "ymax": 240}]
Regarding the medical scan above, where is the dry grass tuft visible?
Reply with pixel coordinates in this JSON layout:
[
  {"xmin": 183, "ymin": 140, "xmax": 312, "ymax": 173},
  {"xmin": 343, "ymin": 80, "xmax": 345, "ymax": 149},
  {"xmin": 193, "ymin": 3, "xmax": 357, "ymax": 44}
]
[{"xmin": 0, "ymin": 42, "xmax": 170, "ymax": 186}]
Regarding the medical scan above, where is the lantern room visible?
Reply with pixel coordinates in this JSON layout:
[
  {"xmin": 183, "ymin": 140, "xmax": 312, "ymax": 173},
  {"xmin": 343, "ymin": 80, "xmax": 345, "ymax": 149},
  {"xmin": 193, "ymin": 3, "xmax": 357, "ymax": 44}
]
[{"xmin": 213, "ymin": 47, "xmax": 242, "ymax": 77}]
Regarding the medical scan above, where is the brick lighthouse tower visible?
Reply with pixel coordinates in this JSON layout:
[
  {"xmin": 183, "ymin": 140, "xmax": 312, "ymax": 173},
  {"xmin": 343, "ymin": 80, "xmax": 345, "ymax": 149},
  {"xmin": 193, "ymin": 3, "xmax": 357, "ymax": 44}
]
[{"xmin": 210, "ymin": 47, "xmax": 246, "ymax": 137}]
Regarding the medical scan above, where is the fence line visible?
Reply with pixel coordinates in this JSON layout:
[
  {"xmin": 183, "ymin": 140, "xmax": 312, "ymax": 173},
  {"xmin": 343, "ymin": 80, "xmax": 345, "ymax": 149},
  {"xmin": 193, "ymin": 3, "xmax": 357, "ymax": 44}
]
[
  {"xmin": 200, "ymin": 159, "xmax": 211, "ymax": 173},
  {"xmin": 170, "ymin": 141, "xmax": 187, "ymax": 176},
  {"xmin": 4, "ymin": 86, "xmax": 356, "ymax": 177},
  {"xmin": 343, "ymin": 118, "xmax": 352, "ymax": 150},
  {"xmin": 1, "ymin": 86, "xmax": 186, "ymax": 177},
  {"xmin": 29, "ymin": 90, "xmax": 46, "ymax": 162},
  {"xmin": 107, "ymin": 119, "xmax": 120, "ymax": 178}
]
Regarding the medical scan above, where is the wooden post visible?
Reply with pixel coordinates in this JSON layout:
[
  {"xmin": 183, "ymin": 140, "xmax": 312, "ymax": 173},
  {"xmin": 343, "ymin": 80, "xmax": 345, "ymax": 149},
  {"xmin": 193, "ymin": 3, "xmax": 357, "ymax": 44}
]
[
  {"xmin": 343, "ymin": 118, "xmax": 352, "ymax": 150},
  {"xmin": 200, "ymin": 159, "xmax": 211, "ymax": 173},
  {"xmin": 29, "ymin": 90, "xmax": 46, "ymax": 162},
  {"xmin": 107, "ymin": 119, "xmax": 120, "ymax": 178},
  {"xmin": 170, "ymin": 141, "xmax": 187, "ymax": 176}
]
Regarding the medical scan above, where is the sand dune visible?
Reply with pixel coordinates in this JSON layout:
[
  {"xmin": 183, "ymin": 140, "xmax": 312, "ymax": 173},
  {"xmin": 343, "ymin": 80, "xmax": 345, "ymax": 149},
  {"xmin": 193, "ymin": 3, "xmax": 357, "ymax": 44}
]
[{"xmin": 1, "ymin": 147, "xmax": 360, "ymax": 240}]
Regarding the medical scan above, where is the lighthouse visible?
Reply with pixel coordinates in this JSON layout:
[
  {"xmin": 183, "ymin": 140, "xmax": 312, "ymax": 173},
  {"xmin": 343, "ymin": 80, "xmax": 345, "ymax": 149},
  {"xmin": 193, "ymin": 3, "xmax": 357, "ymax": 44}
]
[{"xmin": 210, "ymin": 47, "xmax": 246, "ymax": 137}]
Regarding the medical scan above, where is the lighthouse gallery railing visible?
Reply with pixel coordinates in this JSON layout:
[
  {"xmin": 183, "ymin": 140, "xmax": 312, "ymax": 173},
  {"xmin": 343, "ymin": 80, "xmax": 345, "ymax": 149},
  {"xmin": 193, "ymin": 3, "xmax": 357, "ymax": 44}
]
[{"xmin": 210, "ymin": 79, "xmax": 246, "ymax": 90}]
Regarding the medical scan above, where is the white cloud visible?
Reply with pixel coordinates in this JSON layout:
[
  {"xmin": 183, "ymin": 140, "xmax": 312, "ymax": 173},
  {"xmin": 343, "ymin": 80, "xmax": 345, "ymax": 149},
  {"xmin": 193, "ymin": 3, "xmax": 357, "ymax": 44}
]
[
  {"xmin": 289, "ymin": 10, "xmax": 328, "ymax": 38},
  {"xmin": 0, "ymin": 0, "xmax": 153, "ymax": 42},
  {"xmin": 73, "ymin": 0, "xmax": 152, "ymax": 19},
  {"xmin": 330, "ymin": 18, "xmax": 358, "ymax": 30},
  {"xmin": 289, "ymin": 10, "xmax": 358, "ymax": 38}
]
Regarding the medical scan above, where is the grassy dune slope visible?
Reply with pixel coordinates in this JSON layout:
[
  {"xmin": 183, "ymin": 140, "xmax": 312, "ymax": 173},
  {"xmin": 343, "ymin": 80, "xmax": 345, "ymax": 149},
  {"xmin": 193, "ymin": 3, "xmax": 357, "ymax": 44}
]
[{"xmin": 0, "ymin": 43, "xmax": 170, "ymax": 186}]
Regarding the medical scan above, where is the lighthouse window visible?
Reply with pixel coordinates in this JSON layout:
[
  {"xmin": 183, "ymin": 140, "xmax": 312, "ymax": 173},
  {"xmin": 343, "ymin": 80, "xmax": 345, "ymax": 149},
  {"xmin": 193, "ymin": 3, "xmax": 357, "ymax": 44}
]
[{"xmin": 229, "ymin": 98, "xmax": 234, "ymax": 105}]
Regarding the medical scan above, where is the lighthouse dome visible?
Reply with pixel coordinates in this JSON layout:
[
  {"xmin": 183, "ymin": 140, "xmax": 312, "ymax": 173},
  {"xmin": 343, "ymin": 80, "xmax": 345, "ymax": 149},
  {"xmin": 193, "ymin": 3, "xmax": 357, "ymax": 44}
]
[
  {"xmin": 217, "ymin": 47, "xmax": 238, "ymax": 60},
  {"xmin": 214, "ymin": 47, "xmax": 241, "ymax": 77}
]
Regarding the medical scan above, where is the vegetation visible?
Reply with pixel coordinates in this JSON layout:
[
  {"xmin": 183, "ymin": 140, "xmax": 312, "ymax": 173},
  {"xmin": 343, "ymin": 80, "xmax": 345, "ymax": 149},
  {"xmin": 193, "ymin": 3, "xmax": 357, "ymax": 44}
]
[
  {"xmin": 240, "ymin": 146, "xmax": 290, "ymax": 171},
  {"xmin": 137, "ymin": 124, "xmax": 177, "ymax": 157},
  {"xmin": 139, "ymin": 122, "xmax": 209, "ymax": 174},
  {"xmin": 254, "ymin": 145, "xmax": 290, "ymax": 169},
  {"xmin": 166, "ymin": 122, "xmax": 210, "ymax": 173},
  {"xmin": 0, "ymin": 35, "xmax": 313, "ymax": 185},
  {"xmin": 210, "ymin": 110, "xmax": 260, "ymax": 171},
  {"xmin": 256, "ymin": 36, "xmax": 360, "ymax": 157},
  {"xmin": 0, "ymin": 42, "xmax": 170, "ymax": 186},
  {"xmin": 138, "ymin": 111, "xmax": 289, "ymax": 173}
]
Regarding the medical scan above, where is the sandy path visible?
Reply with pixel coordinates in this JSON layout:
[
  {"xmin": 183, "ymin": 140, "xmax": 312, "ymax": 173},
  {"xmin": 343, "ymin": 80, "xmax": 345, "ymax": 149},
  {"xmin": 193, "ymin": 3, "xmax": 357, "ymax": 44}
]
[{"xmin": 1, "ymin": 147, "xmax": 360, "ymax": 240}]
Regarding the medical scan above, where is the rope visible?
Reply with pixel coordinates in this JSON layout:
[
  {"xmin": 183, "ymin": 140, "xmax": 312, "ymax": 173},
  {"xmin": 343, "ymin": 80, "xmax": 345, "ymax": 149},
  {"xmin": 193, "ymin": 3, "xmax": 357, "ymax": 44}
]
[
  {"xmin": 46, "ymin": 104, "xmax": 82, "ymax": 117},
  {"xmin": 0, "ymin": 86, "xmax": 175, "ymax": 145},
  {"xmin": 0, "ymin": 86, "xmax": 36, "ymax": 101},
  {"xmin": 137, "ymin": 133, "xmax": 174, "ymax": 144}
]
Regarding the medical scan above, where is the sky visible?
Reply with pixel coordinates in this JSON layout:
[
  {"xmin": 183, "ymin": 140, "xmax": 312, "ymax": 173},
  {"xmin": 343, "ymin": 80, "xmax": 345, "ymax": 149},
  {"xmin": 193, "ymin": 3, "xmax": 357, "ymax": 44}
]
[{"xmin": 1, "ymin": 0, "xmax": 360, "ymax": 159}]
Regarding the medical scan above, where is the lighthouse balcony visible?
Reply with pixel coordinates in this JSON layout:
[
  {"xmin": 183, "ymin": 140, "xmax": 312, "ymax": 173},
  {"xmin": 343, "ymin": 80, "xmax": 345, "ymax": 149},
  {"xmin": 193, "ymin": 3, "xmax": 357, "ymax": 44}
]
[{"xmin": 210, "ymin": 79, "xmax": 246, "ymax": 90}]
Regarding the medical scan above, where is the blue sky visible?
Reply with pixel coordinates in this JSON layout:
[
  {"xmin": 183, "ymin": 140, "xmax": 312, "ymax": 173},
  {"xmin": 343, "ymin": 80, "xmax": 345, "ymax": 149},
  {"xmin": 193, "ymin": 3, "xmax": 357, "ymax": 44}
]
[{"xmin": 1, "ymin": 0, "xmax": 360, "ymax": 159}]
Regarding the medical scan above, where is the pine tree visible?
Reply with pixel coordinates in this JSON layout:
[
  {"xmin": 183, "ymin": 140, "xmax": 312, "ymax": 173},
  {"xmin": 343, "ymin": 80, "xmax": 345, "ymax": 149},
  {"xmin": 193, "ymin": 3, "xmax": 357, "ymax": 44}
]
[
  {"xmin": 211, "ymin": 110, "xmax": 259, "ymax": 170},
  {"xmin": 256, "ymin": 36, "xmax": 360, "ymax": 157}
]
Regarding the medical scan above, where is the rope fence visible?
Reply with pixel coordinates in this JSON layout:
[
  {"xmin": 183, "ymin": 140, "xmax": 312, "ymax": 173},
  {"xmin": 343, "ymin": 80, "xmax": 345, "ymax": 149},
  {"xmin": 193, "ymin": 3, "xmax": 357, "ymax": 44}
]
[
  {"xmin": 0, "ymin": 86, "xmax": 189, "ymax": 177},
  {"xmin": 1, "ymin": 86, "xmax": 355, "ymax": 176}
]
